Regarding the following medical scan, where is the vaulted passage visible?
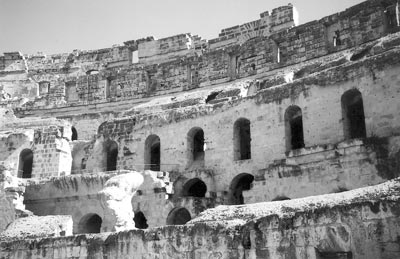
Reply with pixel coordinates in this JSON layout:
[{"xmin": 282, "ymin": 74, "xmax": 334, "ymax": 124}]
[
  {"xmin": 285, "ymin": 105, "xmax": 305, "ymax": 151},
  {"xmin": 341, "ymin": 89, "xmax": 366, "ymax": 140},
  {"xmin": 182, "ymin": 178, "xmax": 207, "ymax": 198},
  {"xmin": 18, "ymin": 149, "xmax": 33, "ymax": 178},
  {"xmin": 187, "ymin": 127, "xmax": 205, "ymax": 163},
  {"xmin": 233, "ymin": 118, "xmax": 251, "ymax": 161},
  {"xmin": 71, "ymin": 127, "xmax": 78, "ymax": 141},
  {"xmin": 229, "ymin": 173, "xmax": 254, "ymax": 205},
  {"xmin": 104, "ymin": 140, "xmax": 118, "ymax": 171},
  {"xmin": 145, "ymin": 135, "xmax": 161, "ymax": 171},
  {"xmin": 77, "ymin": 214, "xmax": 102, "ymax": 234},
  {"xmin": 166, "ymin": 208, "xmax": 191, "ymax": 225},
  {"xmin": 133, "ymin": 211, "xmax": 148, "ymax": 229}
]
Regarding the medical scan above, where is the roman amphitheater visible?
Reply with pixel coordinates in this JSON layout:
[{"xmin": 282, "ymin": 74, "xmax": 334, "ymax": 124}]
[{"xmin": 1, "ymin": 0, "xmax": 400, "ymax": 258}]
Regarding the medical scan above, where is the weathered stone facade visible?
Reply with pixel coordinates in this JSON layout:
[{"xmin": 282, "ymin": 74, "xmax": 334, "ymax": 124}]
[{"xmin": 1, "ymin": 0, "xmax": 400, "ymax": 258}]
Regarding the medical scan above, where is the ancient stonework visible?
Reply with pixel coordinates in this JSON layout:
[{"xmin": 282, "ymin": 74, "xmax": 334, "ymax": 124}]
[{"xmin": 1, "ymin": 0, "xmax": 400, "ymax": 258}]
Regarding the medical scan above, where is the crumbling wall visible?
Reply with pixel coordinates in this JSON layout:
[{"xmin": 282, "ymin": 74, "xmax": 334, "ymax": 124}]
[
  {"xmin": 24, "ymin": 174, "xmax": 110, "ymax": 233},
  {"xmin": 1, "ymin": 0, "xmax": 398, "ymax": 108},
  {"xmin": 3, "ymin": 179, "xmax": 400, "ymax": 259}
]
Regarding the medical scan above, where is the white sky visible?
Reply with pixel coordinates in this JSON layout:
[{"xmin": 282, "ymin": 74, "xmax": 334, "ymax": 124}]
[{"xmin": 0, "ymin": 0, "xmax": 365, "ymax": 55}]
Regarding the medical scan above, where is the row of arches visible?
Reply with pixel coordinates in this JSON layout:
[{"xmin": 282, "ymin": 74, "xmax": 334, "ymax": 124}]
[
  {"xmin": 77, "ymin": 207, "xmax": 192, "ymax": 234},
  {"xmin": 17, "ymin": 89, "xmax": 367, "ymax": 178}
]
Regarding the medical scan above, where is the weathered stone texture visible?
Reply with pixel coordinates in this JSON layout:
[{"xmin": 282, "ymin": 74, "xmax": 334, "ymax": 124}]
[
  {"xmin": 3, "ymin": 179, "xmax": 400, "ymax": 259},
  {"xmin": 1, "ymin": 0, "xmax": 400, "ymax": 257}
]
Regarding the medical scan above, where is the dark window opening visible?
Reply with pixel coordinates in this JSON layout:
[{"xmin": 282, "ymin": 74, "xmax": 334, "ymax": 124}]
[
  {"xmin": 234, "ymin": 118, "xmax": 251, "ymax": 160},
  {"xmin": 285, "ymin": 106, "xmax": 305, "ymax": 151},
  {"xmin": 104, "ymin": 140, "xmax": 118, "ymax": 171},
  {"xmin": 251, "ymin": 63, "xmax": 256, "ymax": 71},
  {"xmin": 341, "ymin": 89, "xmax": 366, "ymax": 140},
  {"xmin": 229, "ymin": 173, "xmax": 254, "ymax": 205},
  {"xmin": 145, "ymin": 135, "xmax": 161, "ymax": 171},
  {"xmin": 133, "ymin": 211, "xmax": 148, "ymax": 229},
  {"xmin": 333, "ymin": 30, "xmax": 342, "ymax": 47},
  {"xmin": 71, "ymin": 127, "xmax": 78, "ymax": 141},
  {"xmin": 182, "ymin": 178, "xmax": 207, "ymax": 197},
  {"xmin": 205, "ymin": 91, "xmax": 221, "ymax": 104},
  {"xmin": 166, "ymin": 208, "xmax": 191, "ymax": 225},
  {"xmin": 18, "ymin": 149, "xmax": 33, "ymax": 178},
  {"xmin": 77, "ymin": 214, "xmax": 102, "ymax": 234}
]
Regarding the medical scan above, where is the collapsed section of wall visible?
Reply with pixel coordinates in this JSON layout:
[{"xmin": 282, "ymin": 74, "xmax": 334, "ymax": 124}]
[{"xmin": 2, "ymin": 178, "xmax": 400, "ymax": 259}]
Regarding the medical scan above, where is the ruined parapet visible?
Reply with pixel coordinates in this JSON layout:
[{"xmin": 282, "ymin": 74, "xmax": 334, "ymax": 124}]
[
  {"xmin": 0, "ymin": 215, "xmax": 72, "ymax": 240},
  {"xmin": 2, "ymin": 178, "xmax": 400, "ymax": 258},
  {"xmin": 138, "ymin": 34, "xmax": 196, "ymax": 65}
]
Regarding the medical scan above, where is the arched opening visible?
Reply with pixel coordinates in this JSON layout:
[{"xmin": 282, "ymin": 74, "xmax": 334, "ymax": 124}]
[
  {"xmin": 104, "ymin": 140, "xmax": 118, "ymax": 171},
  {"xmin": 229, "ymin": 173, "xmax": 254, "ymax": 205},
  {"xmin": 133, "ymin": 211, "xmax": 148, "ymax": 229},
  {"xmin": 166, "ymin": 207, "xmax": 191, "ymax": 225},
  {"xmin": 182, "ymin": 178, "xmax": 207, "ymax": 198},
  {"xmin": 18, "ymin": 149, "xmax": 33, "ymax": 178},
  {"xmin": 341, "ymin": 89, "xmax": 366, "ymax": 140},
  {"xmin": 285, "ymin": 105, "xmax": 305, "ymax": 151},
  {"xmin": 77, "ymin": 213, "xmax": 102, "ymax": 234},
  {"xmin": 144, "ymin": 135, "xmax": 160, "ymax": 171},
  {"xmin": 187, "ymin": 127, "xmax": 205, "ymax": 162},
  {"xmin": 233, "ymin": 118, "xmax": 251, "ymax": 161},
  {"xmin": 71, "ymin": 127, "xmax": 78, "ymax": 141}
]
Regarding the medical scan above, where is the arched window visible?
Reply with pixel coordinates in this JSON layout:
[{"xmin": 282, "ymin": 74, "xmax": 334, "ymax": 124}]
[
  {"xmin": 144, "ymin": 135, "xmax": 161, "ymax": 171},
  {"xmin": 71, "ymin": 127, "xmax": 78, "ymax": 141},
  {"xmin": 182, "ymin": 178, "xmax": 207, "ymax": 198},
  {"xmin": 187, "ymin": 127, "xmax": 205, "ymax": 163},
  {"xmin": 285, "ymin": 105, "xmax": 305, "ymax": 151},
  {"xmin": 233, "ymin": 118, "xmax": 251, "ymax": 161},
  {"xmin": 229, "ymin": 173, "xmax": 254, "ymax": 205},
  {"xmin": 77, "ymin": 213, "xmax": 102, "ymax": 234},
  {"xmin": 18, "ymin": 149, "xmax": 33, "ymax": 178},
  {"xmin": 133, "ymin": 211, "xmax": 148, "ymax": 229},
  {"xmin": 104, "ymin": 140, "xmax": 118, "ymax": 171},
  {"xmin": 341, "ymin": 89, "xmax": 366, "ymax": 140},
  {"xmin": 166, "ymin": 207, "xmax": 191, "ymax": 225}
]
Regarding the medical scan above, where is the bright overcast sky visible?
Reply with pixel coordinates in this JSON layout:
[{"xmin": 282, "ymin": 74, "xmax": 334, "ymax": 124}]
[{"xmin": 0, "ymin": 0, "xmax": 365, "ymax": 55}]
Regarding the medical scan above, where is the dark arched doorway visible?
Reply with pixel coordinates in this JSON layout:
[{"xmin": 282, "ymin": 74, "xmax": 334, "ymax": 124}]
[
  {"xmin": 133, "ymin": 211, "xmax": 148, "ymax": 229},
  {"xmin": 71, "ymin": 127, "xmax": 78, "ymax": 141},
  {"xmin": 18, "ymin": 149, "xmax": 33, "ymax": 178},
  {"xmin": 182, "ymin": 178, "xmax": 207, "ymax": 197},
  {"xmin": 341, "ymin": 89, "xmax": 366, "ymax": 139},
  {"xmin": 77, "ymin": 213, "xmax": 102, "ymax": 234},
  {"xmin": 233, "ymin": 118, "xmax": 251, "ymax": 160},
  {"xmin": 229, "ymin": 173, "xmax": 254, "ymax": 205},
  {"xmin": 104, "ymin": 140, "xmax": 118, "ymax": 171},
  {"xmin": 187, "ymin": 127, "xmax": 205, "ymax": 162},
  {"xmin": 285, "ymin": 105, "xmax": 305, "ymax": 151},
  {"xmin": 144, "ymin": 135, "xmax": 160, "ymax": 171},
  {"xmin": 166, "ymin": 207, "xmax": 191, "ymax": 225}
]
